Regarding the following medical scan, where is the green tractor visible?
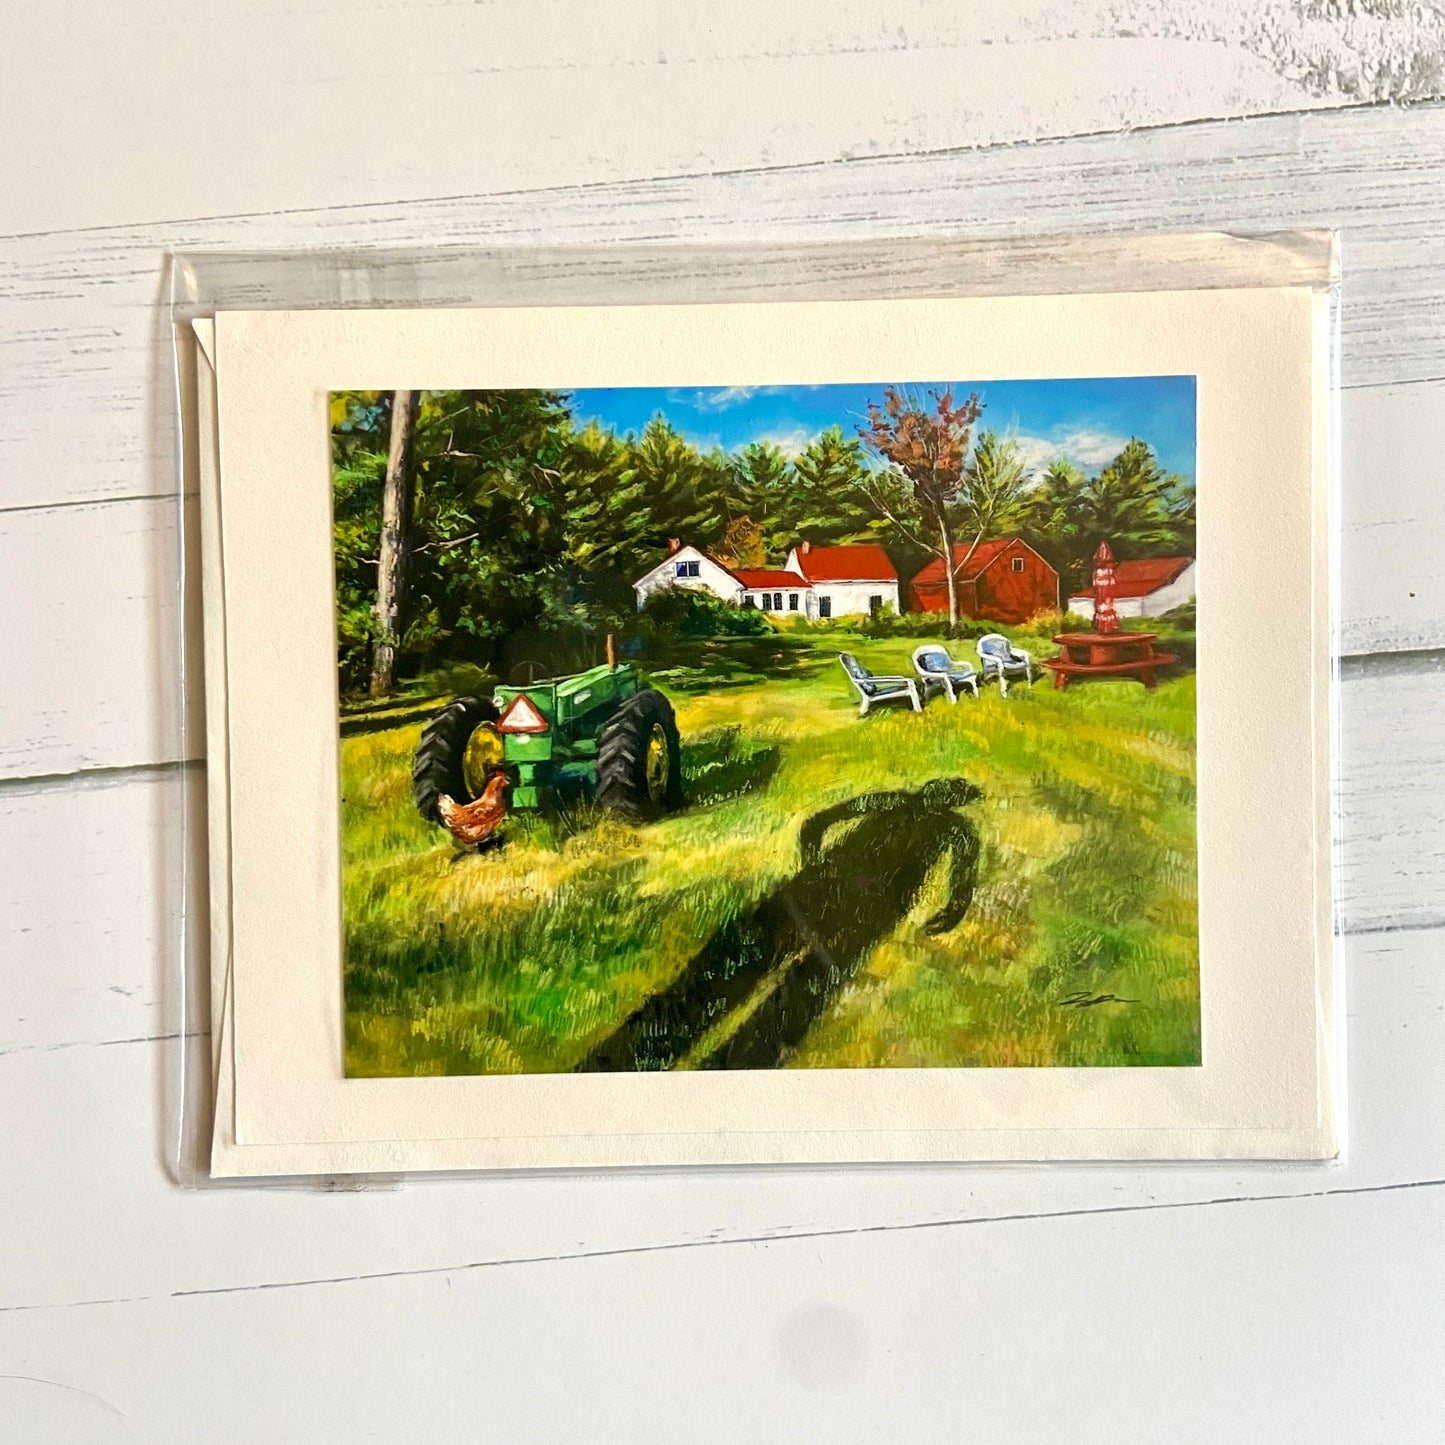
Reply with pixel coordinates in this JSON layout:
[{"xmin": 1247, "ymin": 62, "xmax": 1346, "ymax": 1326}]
[{"xmin": 413, "ymin": 658, "xmax": 683, "ymax": 846}]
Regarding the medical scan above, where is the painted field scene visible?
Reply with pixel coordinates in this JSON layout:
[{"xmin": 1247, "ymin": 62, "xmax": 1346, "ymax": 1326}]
[{"xmin": 333, "ymin": 377, "xmax": 1200, "ymax": 1075}]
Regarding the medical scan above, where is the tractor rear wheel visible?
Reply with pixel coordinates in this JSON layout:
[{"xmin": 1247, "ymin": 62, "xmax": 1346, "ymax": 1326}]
[
  {"xmin": 412, "ymin": 695, "xmax": 501, "ymax": 824},
  {"xmin": 595, "ymin": 689, "xmax": 683, "ymax": 821}
]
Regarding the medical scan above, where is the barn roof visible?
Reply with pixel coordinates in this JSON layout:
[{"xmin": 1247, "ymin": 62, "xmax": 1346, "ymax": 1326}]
[
  {"xmin": 911, "ymin": 538, "xmax": 1055, "ymax": 586},
  {"xmin": 793, "ymin": 543, "xmax": 897, "ymax": 583},
  {"xmin": 1069, "ymin": 556, "xmax": 1193, "ymax": 600},
  {"xmin": 733, "ymin": 569, "xmax": 811, "ymax": 589}
]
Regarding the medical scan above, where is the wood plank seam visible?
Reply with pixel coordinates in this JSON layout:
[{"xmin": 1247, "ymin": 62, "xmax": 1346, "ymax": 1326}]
[
  {"xmin": 3, "ymin": 1175, "xmax": 1443, "ymax": 1317},
  {"xmin": 2, "ymin": 96, "xmax": 1442, "ymax": 247}
]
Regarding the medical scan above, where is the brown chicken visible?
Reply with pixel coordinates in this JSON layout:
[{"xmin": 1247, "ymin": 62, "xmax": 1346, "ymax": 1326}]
[{"xmin": 436, "ymin": 772, "xmax": 509, "ymax": 848}]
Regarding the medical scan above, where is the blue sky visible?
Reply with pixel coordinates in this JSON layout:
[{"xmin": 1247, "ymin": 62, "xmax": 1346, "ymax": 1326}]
[{"xmin": 567, "ymin": 376, "xmax": 1196, "ymax": 484}]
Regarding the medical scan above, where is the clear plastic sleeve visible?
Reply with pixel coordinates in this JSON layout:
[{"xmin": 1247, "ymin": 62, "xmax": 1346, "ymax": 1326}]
[{"xmin": 170, "ymin": 231, "xmax": 1343, "ymax": 1186}]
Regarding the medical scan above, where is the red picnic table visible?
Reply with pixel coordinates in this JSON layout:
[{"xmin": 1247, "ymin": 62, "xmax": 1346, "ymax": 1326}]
[{"xmin": 1041, "ymin": 631, "xmax": 1177, "ymax": 690}]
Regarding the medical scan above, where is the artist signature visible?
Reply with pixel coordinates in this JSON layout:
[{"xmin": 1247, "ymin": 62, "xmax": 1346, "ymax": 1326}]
[{"xmin": 1057, "ymin": 990, "xmax": 1137, "ymax": 1009}]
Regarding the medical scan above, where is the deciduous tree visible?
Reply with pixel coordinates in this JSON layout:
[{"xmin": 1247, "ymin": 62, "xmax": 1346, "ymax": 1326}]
[
  {"xmin": 856, "ymin": 388, "xmax": 984, "ymax": 631},
  {"xmin": 715, "ymin": 515, "xmax": 767, "ymax": 569}
]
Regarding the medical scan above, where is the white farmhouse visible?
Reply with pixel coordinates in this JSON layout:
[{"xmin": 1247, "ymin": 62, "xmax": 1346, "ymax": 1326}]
[
  {"xmin": 633, "ymin": 538, "xmax": 902, "ymax": 621},
  {"xmin": 785, "ymin": 541, "xmax": 900, "ymax": 619},
  {"xmin": 632, "ymin": 542, "xmax": 746, "ymax": 610},
  {"xmin": 632, "ymin": 542, "xmax": 815, "ymax": 618},
  {"xmin": 1068, "ymin": 556, "xmax": 1196, "ymax": 621}
]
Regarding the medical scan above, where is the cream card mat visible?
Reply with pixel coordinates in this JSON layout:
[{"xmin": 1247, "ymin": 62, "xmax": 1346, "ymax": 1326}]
[{"xmin": 185, "ymin": 286, "xmax": 1338, "ymax": 1176}]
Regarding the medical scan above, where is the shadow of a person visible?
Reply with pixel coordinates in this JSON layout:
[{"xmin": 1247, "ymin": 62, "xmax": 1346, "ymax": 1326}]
[{"xmin": 578, "ymin": 777, "xmax": 983, "ymax": 1072}]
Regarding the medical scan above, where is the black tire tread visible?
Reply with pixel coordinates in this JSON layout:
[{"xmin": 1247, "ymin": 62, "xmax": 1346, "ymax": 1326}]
[
  {"xmin": 412, "ymin": 695, "xmax": 500, "ymax": 823},
  {"xmin": 594, "ymin": 688, "xmax": 683, "ymax": 820}
]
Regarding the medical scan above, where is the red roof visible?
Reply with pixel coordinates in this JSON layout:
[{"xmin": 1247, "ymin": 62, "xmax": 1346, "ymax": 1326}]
[
  {"xmin": 733, "ymin": 569, "xmax": 810, "ymax": 589},
  {"xmin": 911, "ymin": 539, "xmax": 1050, "ymax": 586},
  {"xmin": 1069, "ymin": 556, "xmax": 1193, "ymax": 600},
  {"xmin": 793, "ymin": 544, "xmax": 897, "ymax": 583}
]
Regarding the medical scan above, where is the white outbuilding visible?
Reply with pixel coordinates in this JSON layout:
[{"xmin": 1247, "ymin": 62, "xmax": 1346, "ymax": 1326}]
[{"xmin": 1067, "ymin": 556, "xmax": 1196, "ymax": 621}]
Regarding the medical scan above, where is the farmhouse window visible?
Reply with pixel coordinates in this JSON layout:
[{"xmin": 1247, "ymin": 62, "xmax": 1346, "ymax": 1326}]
[
  {"xmin": 773, "ymin": 592, "xmax": 783, "ymax": 610},
  {"xmin": 869, "ymin": 595, "xmax": 883, "ymax": 615},
  {"xmin": 1011, "ymin": 557, "xmax": 1024, "ymax": 572},
  {"xmin": 743, "ymin": 594, "xmax": 755, "ymax": 607},
  {"xmin": 818, "ymin": 596, "xmax": 832, "ymax": 618},
  {"xmin": 788, "ymin": 593, "xmax": 799, "ymax": 611}
]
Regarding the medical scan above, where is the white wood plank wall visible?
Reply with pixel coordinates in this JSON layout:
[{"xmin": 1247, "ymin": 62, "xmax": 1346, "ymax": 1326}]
[{"xmin": 2, "ymin": 4, "xmax": 1443, "ymax": 1439}]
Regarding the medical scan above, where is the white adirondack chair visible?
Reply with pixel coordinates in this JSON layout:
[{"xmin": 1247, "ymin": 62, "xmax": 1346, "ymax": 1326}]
[
  {"xmin": 912, "ymin": 644, "xmax": 979, "ymax": 703},
  {"xmin": 976, "ymin": 633, "xmax": 1033, "ymax": 697},
  {"xmin": 838, "ymin": 653, "xmax": 922, "ymax": 716}
]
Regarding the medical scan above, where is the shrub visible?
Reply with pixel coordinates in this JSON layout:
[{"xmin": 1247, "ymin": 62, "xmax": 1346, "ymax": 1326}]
[
  {"xmin": 405, "ymin": 662, "xmax": 499, "ymax": 700},
  {"xmin": 634, "ymin": 587, "xmax": 775, "ymax": 640},
  {"xmin": 1146, "ymin": 615, "xmax": 1196, "ymax": 667},
  {"xmin": 1028, "ymin": 608, "xmax": 1092, "ymax": 635},
  {"xmin": 844, "ymin": 608, "xmax": 993, "ymax": 640},
  {"xmin": 858, "ymin": 609, "xmax": 945, "ymax": 639}
]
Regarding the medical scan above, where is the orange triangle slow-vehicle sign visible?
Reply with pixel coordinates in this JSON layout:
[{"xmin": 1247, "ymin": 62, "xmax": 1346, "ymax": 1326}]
[{"xmin": 497, "ymin": 693, "xmax": 549, "ymax": 734}]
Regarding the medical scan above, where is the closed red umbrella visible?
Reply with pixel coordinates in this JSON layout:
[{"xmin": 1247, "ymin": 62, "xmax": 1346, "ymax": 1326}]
[{"xmin": 1092, "ymin": 541, "xmax": 1119, "ymax": 634}]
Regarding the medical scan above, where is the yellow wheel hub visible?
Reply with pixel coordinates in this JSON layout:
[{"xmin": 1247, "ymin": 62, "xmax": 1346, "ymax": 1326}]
[
  {"xmin": 462, "ymin": 722, "xmax": 504, "ymax": 799},
  {"xmin": 644, "ymin": 722, "xmax": 670, "ymax": 803}
]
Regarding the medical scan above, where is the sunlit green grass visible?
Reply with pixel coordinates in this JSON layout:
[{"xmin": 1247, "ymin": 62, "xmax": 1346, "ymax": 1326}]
[{"xmin": 342, "ymin": 629, "xmax": 1200, "ymax": 1075}]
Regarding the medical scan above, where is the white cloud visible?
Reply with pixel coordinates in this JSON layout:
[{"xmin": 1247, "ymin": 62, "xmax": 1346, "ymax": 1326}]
[
  {"xmin": 754, "ymin": 426, "xmax": 818, "ymax": 456},
  {"xmin": 1060, "ymin": 429, "xmax": 1129, "ymax": 466},
  {"xmin": 668, "ymin": 385, "xmax": 767, "ymax": 412},
  {"xmin": 1012, "ymin": 435, "xmax": 1062, "ymax": 476},
  {"xmin": 1010, "ymin": 428, "xmax": 1128, "ymax": 478}
]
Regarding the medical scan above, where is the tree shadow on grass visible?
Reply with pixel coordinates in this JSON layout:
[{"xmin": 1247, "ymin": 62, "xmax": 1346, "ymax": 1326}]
[
  {"xmin": 340, "ymin": 701, "xmax": 451, "ymax": 737},
  {"xmin": 642, "ymin": 635, "xmax": 831, "ymax": 692},
  {"xmin": 576, "ymin": 778, "xmax": 983, "ymax": 1072},
  {"xmin": 681, "ymin": 727, "xmax": 781, "ymax": 807}
]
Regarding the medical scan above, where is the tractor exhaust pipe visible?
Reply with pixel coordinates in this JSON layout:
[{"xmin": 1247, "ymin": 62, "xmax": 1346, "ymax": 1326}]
[{"xmin": 606, "ymin": 632, "xmax": 616, "ymax": 669}]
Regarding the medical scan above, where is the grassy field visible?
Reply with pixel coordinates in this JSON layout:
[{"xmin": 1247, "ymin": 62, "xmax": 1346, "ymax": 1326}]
[{"xmin": 341, "ymin": 623, "xmax": 1200, "ymax": 1076}]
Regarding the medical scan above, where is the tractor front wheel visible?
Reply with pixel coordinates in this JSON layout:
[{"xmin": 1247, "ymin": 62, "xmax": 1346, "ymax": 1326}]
[
  {"xmin": 412, "ymin": 695, "xmax": 502, "ymax": 824},
  {"xmin": 595, "ymin": 689, "xmax": 683, "ymax": 821}
]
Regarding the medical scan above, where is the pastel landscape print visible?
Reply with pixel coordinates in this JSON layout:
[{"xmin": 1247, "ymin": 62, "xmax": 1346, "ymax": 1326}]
[{"xmin": 332, "ymin": 375, "xmax": 1200, "ymax": 1076}]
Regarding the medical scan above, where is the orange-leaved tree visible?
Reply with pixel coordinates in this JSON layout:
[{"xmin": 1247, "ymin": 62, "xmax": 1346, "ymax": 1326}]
[{"xmin": 857, "ymin": 387, "xmax": 983, "ymax": 632}]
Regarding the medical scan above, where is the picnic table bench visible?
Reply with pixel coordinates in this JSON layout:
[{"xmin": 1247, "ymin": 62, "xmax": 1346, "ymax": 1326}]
[{"xmin": 1041, "ymin": 631, "xmax": 1177, "ymax": 690}]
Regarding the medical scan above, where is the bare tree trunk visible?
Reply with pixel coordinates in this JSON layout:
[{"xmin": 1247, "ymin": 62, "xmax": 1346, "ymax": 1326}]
[
  {"xmin": 370, "ymin": 390, "xmax": 418, "ymax": 698},
  {"xmin": 955, "ymin": 528, "xmax": 984, "ymax": 579},
  {"xmin": 949, "ymin": 526, "xmax": 987, "ymax": 630},
  {"xmin": 936, "ymin": 509, "xmax": 960, "ymax": 633}
]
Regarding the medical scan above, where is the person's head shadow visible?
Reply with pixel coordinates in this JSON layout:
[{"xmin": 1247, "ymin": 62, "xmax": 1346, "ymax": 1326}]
[{"xmin": 577, "ymin": 777, "xmax": 982, "ymax": 1072}]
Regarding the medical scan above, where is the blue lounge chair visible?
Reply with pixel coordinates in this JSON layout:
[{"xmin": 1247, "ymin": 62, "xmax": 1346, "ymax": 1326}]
[
  {"xmin": 912, "ymin": 644, "xmax": 979, "ymax": 703},
  {"xmin": 838, "ymin": 653, "xmax": 922, "ymax": 716},
  {"xmin": 976, "ymin": 633, "xmax": 1033, "ymax": 697}
]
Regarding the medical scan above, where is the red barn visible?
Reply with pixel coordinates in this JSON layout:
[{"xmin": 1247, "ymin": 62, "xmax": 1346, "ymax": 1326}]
[{"xmin": 909, "ymin": 538, "xmax": 1059, "ymax": 624}]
